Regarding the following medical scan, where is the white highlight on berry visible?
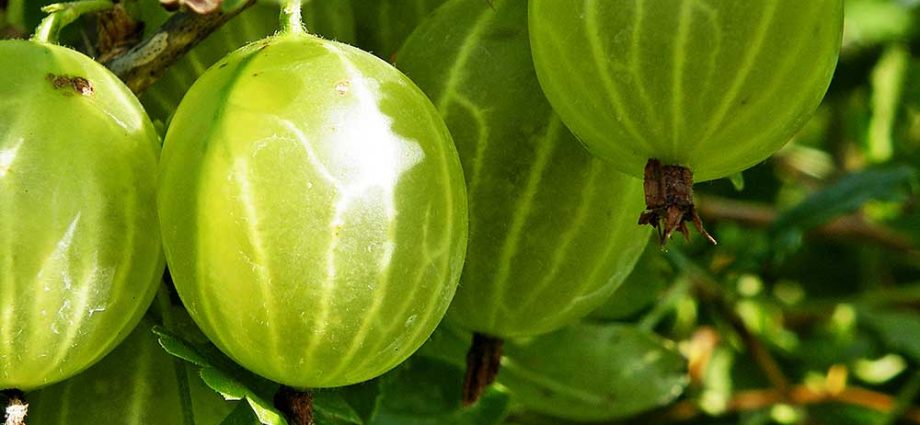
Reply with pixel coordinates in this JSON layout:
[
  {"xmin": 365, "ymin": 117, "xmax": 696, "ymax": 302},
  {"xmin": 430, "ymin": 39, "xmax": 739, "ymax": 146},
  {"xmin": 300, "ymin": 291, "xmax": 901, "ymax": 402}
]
[{"xmin": 0, "ymin": 139, "xmax": 23, "ymax": 178}]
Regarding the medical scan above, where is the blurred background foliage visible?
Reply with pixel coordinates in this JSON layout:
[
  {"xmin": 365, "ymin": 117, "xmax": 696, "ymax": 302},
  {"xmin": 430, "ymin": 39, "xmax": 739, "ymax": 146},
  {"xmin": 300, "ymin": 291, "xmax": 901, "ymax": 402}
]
[{"xmin": 2, "ymin": 0, "xmax": 920, "ymax": 424}]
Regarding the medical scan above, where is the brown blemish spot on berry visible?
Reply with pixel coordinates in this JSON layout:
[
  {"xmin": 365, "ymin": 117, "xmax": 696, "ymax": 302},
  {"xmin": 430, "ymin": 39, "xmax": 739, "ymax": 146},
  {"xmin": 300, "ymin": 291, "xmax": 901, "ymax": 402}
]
[
  {"xmin": 71, "ymin": 78, "xmax": 94, "ymax": 95},
  {"xmin": 46, "ymin": 74, "xmax": 94, "ymax": 96},
  {"xmin": 335, "ymin": 80, "xmax": 350, "ymax": 96}
]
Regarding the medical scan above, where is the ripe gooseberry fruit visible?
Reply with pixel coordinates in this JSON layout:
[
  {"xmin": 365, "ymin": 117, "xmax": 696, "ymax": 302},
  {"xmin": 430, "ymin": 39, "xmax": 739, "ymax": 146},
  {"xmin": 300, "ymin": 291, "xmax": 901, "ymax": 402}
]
[
  {"xmin": 397, "ymin": 0, "xmax": 648, "ymax": 404},
  {"xmin": 157, "ymin": 0, "xmax": 467, "ymax": 394},
  {"xmin": 529, "ymin": 0, "xmax": 843, "ymax": 244},
  {"xmin": 0, "ymin": 1, "xmax": 163, "ymax": 393}
]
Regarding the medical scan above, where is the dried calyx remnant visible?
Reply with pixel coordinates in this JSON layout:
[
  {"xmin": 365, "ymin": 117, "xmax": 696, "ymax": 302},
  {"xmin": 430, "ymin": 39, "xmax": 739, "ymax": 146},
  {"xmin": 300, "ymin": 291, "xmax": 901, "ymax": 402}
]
[
  {"xmin": 462, "ymin": 333, "xmax": 504, "ymax": 406},
  {"xmin": 2, "ymin": 389, "xmax": 27, "ymax": 425},
  {"xmin": 46, "ymin": 73, "xmax": 94, "ymax": 96},
  {"xmin": 638, "ymin": 159, "xmax": 717, "ymax": 246}
]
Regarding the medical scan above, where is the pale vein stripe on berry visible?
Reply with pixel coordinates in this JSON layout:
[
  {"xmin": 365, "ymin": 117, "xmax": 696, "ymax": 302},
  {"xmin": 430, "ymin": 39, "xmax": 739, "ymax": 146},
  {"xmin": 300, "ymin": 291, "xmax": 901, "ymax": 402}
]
[
  {"xmin": 515, "ymin": 143, "xmax": 603, "ymax": 316},
  {"xmin": 436, "ymin": 6, "xmax": 496, "ymax": 207},
  {"xmin": 540, "ymin": 182, "xmax": 642, "ymax": 326},
  {"xmin": 231, "ymin": 156, "xmax": 284, "ymax": 373},
  {"xmin": 584, "ymin": 0, "xmax": 653, "ymax": 152},
  {"xmin": 696, "ymin": 1, "xmax": 779, "ymax": 150},
  {"xmin": 627, "ymin": 0, "xmax": 663, "ymax": 141},
  {"xmin": 487, "ymin": 113, "xmax": 560, "ymax": 329},
  {"xmin": 670, "ymin": 0, "xmax": 693, "ymax": 158}
]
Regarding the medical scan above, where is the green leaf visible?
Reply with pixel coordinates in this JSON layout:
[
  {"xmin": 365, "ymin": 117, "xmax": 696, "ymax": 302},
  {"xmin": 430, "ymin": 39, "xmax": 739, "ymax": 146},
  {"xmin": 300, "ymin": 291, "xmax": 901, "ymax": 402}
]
[
  {"xmin": 499, "ymin": 323, "xmax": 689, "ymax": 422},
  {"xmin": 314, "ymin": 391, "xmax": 363, "ymax": 425},
  {"xmin": 770, "ymin": 165, "xmax": 917, "ymax": 253},
  {"xmin": 3, "ymin": 0, "xmax": 27, "ymax": 29},
  {"xmin": 154, "ymin": 325, "xmax": 278, "ymax": 392},
  {"xmin": 867, "ymin": 44, "xmax": 910, "ymax": 163},
  {"xmin": 860, "ymin": 308, "xmax": 920, "ymax": 363},
  {"xmin": 153, "ymin": 325, "xmax": 212, "ymax": 368},
  {"xmin": 221, "ymin": 403, "xmax": 262, "ymax": 425},
  {"xmin": 729, "ymin": 172, "xmax": 746, "ymax": 191},
  {"xmin": 337, "ymin": 380, "xmax": 382, "ymax": 423},
  {"xmin": 154, "ymin": 325, "xmax": 367, "ymax": 425},
  {"xmin": 200, "ymin": 367, "xmax": 287, "ymax": 425},
  {"xmin": 368, "ymin": 356, "xmax": 509, "ymax": 425},
  {"xmin": 844, "ymin": 0, "xmax": 917, "ymax": 49}
]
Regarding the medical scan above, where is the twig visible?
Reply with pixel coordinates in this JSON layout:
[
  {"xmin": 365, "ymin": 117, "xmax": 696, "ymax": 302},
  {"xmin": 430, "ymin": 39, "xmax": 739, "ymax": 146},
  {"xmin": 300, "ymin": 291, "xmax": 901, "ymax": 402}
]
[
  {"xmin": 784, "ymin": 284, "xmax": 920, "ymax": 329},
  {"xmin": 878, "ymin": 370, "xmax": 920, "ymax": 425},
  {"xmin": 699, "ymin": 284, "xmax": 791, "ymax": 394},
  {"xmin": 649, "ymin": 385, "xmax": 920, "ymax": 424},
  {"xmin": 667, "ymin": 251, "xmax": 791, "ymax": 395},
  {"xmin": 696, "ymin": 195, "xmax": 918, "ymax": 257},
  {"xmin": 104, "ymin": 0, "xmax": 255, "ymax": 94}
]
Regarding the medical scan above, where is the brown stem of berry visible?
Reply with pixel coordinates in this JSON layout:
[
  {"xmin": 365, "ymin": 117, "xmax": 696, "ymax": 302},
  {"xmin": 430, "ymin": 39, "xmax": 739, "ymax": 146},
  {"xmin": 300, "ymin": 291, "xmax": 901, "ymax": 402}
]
[
  {"xmin": 638, "ymin": 159, "xmax": 717, "ymax": 246},
  {"xmin": 273, "ymin": 386, "xmax": 314, "ymax": 425},
  {"xmin": 2, "ymin": 389, "xmax": 27, "ymax": 425},
  {"xmin": 462, "ymin": 333, "xmax": 504, "ymax": 406}
]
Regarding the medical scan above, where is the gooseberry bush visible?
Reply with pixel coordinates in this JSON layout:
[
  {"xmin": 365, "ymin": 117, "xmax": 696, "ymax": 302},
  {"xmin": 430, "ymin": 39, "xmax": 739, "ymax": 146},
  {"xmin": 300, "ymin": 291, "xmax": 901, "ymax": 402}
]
[{"xmin": 2, "ymin": 1, "xmax": 920, "ymax": 425}]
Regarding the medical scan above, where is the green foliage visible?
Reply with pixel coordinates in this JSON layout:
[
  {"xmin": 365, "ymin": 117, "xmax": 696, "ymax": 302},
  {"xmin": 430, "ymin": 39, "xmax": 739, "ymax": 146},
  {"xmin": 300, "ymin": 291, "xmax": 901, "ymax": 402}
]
[
  {"xmin": 369, "ymin": 357, "xmax": 509, "ymax": 425},
  {"xmin": 500, "ymin": 323, "xmax": 688, "ymax": 421},
  {"xmin": 770, "ymin": 166, "xmax": 917, "ymax": 256}
]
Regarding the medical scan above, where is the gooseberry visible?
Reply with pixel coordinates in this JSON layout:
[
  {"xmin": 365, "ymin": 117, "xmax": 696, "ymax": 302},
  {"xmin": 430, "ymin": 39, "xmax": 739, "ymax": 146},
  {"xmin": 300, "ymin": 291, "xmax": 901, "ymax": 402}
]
[
  {"xmin": 529, "ymin": 0, "xmax": 843, "ymax": 242},
  {"xmin": 158, "ymin": 22, "xmax": 467, "ymax": 389},
  {"xmin": 0, "ymin": 4, "xmax": 163, "ymax": 391},
  {"xmin": 397, "ymin": 0, "xmax": 648, "ymax": 403}
]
